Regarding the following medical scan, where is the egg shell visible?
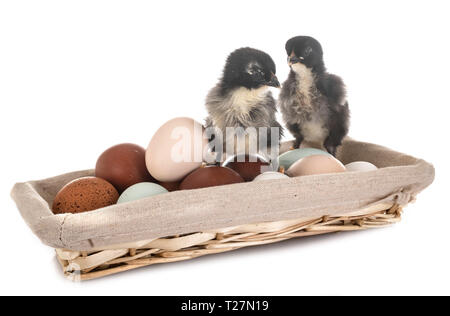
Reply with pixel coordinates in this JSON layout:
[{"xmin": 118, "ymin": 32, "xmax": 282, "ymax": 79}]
[
  {"xmin": 179, "ymin": 166, "xmax": 244, "ymax": 190},
  {"xmin": 52, "ymin": 177, "xmax": 119, "ymax": 214},
  {"xmin": 158, "ymin": 180, "xmax": 181, "ymax": 192},
  {"xmin": 222, "ymin": 154, "xmax": 272, "ymax": 181},
  {"xmin": 95, "ymin": 143, "xmax": 155, "ymax": 193},
  {"xmin": 146, "ymin": 117, "xmax": 208, "ymax": 182},
  {"xmin": 277, "ymin": 148, "xmax": 331, "ymax": 171},
  {"xmin": 117, "ymin": 182, "xmax": 168, "ymax": 204},
  {"xmin": 345, "ymin": 161, "xmax": 378, "ymax": 172},
  {"xmin": 286, "ymin": 155, "xmax": 346, "ymax": 177},
  {"xmin": 253, "ymin": 171, "xmax": 290, "ymax": 181}
]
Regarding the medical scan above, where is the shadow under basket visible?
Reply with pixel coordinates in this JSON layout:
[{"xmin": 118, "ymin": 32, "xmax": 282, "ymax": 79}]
[{"xmin": 11, "ymin": 139, "xmax": 434, "ymax": 281}]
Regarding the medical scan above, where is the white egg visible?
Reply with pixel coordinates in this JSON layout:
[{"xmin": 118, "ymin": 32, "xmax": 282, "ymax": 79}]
[
  {"xmin": 253, "ymin": 171, "xmax": 290, "ymax": 181},
  {"xmin": 146, "ymin": 117, "xmax": 208, "ymax": 182},
  {"xmin": 345, "ymin": 161, "xmax": 378, "ymax": 172}
]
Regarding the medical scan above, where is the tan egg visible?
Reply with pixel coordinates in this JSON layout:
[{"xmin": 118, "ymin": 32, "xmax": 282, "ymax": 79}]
[
  {"xmin": 286, "ymin": 155, "xmax": 346, "ymax": 177},
  {"xmin": 146, "ymin": 117, "xmax": 209, "ymax": 182}
]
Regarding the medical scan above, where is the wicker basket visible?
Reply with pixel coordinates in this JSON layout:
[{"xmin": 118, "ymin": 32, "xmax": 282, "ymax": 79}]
[{"xmin": 11, "ymin": 139, "xmax": 434, "ymax": 281}]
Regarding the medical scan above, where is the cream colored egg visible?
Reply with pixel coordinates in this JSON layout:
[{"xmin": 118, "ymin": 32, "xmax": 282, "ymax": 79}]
[
  {"xmin": 146, "ymin": 117, "xmax": 208, "ymax": 182},
  {"xmin": 253, "ymin": 171, "xmax": 290, "ymax": 181},
  {"xmin": 286, "ymin": 155, "xmax": 346, "ymax": 177},
  {"xmin": 345, "ymin": 161, "xmax": 378, "ymax": 172}
]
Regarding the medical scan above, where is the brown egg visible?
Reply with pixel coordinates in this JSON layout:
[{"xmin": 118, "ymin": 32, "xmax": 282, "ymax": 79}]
[
  {"xmin": 286, "ymin": 155, "xmax": 346, "ymax": 177},
  {"xmin": 95, "ymin": 143, "xmax": 155, "ymax": 193},
  {"xmin": 179, "ymin": 166, "xmax": 244, "ymax": 190},
  {"xmin": 158, "ymin": 180, "xmax": 181, "ymax": 192},
  {"xmin": 222, "ymin": 154, "xmax": 271, "ymax": 181},
  {"xmin": 52, "ymin": 177, "xmax": 119, "ymax": 214}
]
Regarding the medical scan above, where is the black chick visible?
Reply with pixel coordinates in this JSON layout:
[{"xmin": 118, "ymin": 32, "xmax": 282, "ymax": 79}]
[
  {"xmin": 205, "ymin": 47, "xmax": 283, "ymax": 158},
  {"xmin": 279, "ymin": 36, "xmax": 350, "ymax": 156}
]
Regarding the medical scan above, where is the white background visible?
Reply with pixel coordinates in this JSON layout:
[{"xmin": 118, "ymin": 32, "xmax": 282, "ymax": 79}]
[{"xmin": 0, "ymin": 0, "xmax": 448, "ymax": 296}]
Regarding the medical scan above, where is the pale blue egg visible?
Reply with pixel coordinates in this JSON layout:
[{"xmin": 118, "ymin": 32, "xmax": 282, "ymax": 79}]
[
  {"xmin": 276, "ymin": 148, "xmax": 331, "ymax": 170},
  {"xmin": 117, "ymin": 182, "xmax": 168, "ymax": 204}
]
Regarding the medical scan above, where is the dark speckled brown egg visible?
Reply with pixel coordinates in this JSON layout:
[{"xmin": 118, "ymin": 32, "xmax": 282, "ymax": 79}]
[
  {"xmin": 52, "ymin": 177, "xmax": 119, "ymax": 214},
  {"xmin": 95, "ymin": 143, "xmax": 156, "ymax": 193},
  {"xmin": 222, "ymin": 154, "xmax": 271, "ymax": 181},
  {"xmin": 179, "ymin": 166, "xmax": 244, "ymax": 190},
  {"xmin": 158, "ymin": 180, "xmax": 181, "ymax": 192}
]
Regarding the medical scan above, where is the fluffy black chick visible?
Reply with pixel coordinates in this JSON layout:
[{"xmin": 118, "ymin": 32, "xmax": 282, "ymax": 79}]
[
  {"xmin": 205, "ymin": 47, "xmax": 283, "ymax": 158},
  {"xmin": 279, "ymin": 36, "xmax": 350, "ymax": 156}
]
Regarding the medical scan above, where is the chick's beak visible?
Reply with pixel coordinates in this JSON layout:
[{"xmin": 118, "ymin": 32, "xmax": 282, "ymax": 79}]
[{"xmin": 267, "ymin": 74, "xmax": 280, "ymax": 88}]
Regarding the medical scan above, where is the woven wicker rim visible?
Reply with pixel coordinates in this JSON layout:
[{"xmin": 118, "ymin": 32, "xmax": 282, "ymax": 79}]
[{"xmin": 56, "ymin": 203, "xmax": 402, "ymax": 281}]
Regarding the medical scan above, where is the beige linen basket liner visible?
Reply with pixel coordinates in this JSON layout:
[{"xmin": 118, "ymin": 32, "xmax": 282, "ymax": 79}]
[{"xmin": 11, "ymin": 139, "xmax": 434, "ymax": 281}]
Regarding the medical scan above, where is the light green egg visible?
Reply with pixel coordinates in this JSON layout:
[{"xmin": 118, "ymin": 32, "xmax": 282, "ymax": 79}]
[
  {"xmin": 276, "ymin": 148, "xmax": 331, "ymax": 171},
  {"xmin": 117, "ymin": 182, "xmax": 168, "ymax": 204}
]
